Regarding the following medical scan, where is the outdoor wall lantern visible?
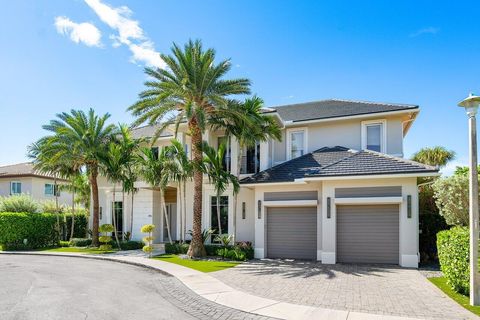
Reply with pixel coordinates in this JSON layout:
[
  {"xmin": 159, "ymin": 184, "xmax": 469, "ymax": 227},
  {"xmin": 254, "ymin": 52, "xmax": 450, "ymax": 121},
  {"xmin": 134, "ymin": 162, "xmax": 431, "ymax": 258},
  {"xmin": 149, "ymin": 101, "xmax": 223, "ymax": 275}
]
[
  {"xmin": 257, "ymin": 200, "xmax": 262, "ymax": 219},
  {"xmin": 327, "ymin": 197, "xmax": 331, "ymax": 219},
  {"xmin": 407, "ymin": 195, "xmax": 412, "ymax": 218},
  {"xmin": 242, "ymin": 202, "xmax": 246, "ymax": 219}
]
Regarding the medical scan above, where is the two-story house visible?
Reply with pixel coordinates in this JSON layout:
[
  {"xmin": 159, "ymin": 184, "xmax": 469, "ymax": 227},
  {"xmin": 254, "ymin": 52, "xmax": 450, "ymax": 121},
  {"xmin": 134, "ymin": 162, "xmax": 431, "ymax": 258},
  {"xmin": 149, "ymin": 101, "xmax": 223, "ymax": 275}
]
[
  {"xmin": 95, "ymin": 99, "xmax": 438, "ymax": 268},
  {"xmin": 0, "ymin": 162, "xmax": 72, "ymax": 206}
]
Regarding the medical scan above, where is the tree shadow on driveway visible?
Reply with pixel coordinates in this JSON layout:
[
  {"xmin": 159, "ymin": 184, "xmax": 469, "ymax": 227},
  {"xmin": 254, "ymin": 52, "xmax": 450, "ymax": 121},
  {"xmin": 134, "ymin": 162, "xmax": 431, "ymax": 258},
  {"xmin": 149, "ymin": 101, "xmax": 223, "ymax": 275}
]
[{"xmin": 229, "ymin": 259, "xmax": 398, "ymax": 280}]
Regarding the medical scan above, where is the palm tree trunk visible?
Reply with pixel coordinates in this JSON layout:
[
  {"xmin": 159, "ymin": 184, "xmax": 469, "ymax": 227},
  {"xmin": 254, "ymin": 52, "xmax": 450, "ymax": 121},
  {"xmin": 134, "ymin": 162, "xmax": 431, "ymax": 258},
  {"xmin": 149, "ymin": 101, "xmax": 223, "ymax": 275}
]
[
  {"xmin": 232, "ymin": 145, "xmax": 243, "ymax": 244},
  {"xmin": 130, "ymin": 190, "xmax": 134, "ymax": 235},
  {"xmin": 178, "ymin": 183, "xmax": 183, "ymax": 243},
  {"xmin": 90, "ymin": 166, "xmax": 100, "ymax": 247},
  {"xmin": 122, "ymin": 190, "xmax": 125, "ymax": 240},
  {"xmin": 112, "ymin": 183, "xmax": 121, "ymax": 250},
  {"xmin": 183, "ymin": 180, "xmax": 187, "ymax": 244},
  {"xmin": 53, "ymin": 177, "xmax": 60, "ymax": 239},
  {"xmin": 161, "ymin": 188, "xmax": 172, "ymax": 244},
  {"xmin": 187, "ymin": 122, "xmax": 206, "ymax": 257},
  {"xmin": 216, "ymin": 193, "xmax": 222, "ymax": 236},
  {"xmin": 70, "ymin": 189, "xmax": 75, "ymax": 241}
]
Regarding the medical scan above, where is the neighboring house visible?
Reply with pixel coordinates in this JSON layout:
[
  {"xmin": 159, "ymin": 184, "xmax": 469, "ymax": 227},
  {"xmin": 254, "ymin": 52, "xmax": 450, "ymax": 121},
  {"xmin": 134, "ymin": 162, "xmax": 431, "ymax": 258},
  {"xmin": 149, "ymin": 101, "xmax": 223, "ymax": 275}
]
[
  {"xmin": 0, "ymin": 162, "xmax": 72, "ymax": 206},
  {"xmin": 95, "ymin": 99, "xmax": 438, "ymax": 268}
]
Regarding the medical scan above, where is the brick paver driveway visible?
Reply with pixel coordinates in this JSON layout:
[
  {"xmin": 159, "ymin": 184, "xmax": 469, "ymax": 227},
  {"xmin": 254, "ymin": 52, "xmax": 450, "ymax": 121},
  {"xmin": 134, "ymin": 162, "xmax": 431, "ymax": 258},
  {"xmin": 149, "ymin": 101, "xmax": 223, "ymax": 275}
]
[{"xmin": 212, "ymin": 259, "xmax": 476, "ymax": 319}]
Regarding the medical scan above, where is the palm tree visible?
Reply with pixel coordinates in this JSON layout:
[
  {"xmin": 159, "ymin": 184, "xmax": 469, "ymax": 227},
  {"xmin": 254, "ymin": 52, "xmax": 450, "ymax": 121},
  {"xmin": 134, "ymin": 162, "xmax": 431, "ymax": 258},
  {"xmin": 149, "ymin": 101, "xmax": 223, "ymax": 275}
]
[
  {"xmin": 163, "ymin": 139, "xmax": 193, "ymax": 243},
  {"xmin": 37, "ymin": 109, "xmax": 117, "ymax": 246},
  {"xmin": 202, "ymin": 141, "xmax": 240, "ymax": 237},
  {"xmin": 28, "ymin": 137, "xmax": 82, "ymax": 239},
  {"xmin": 411, "ymin": 146, "xmax": 455, "ymax": 168},
  {"xmin": 137, "ymin": 147, "xmax": 173, "ymax": 244},
  {"xmin": 128, "ymin": 40, "xmax": 250, "ymax": 257},
  {"xmin": 59, "ymin": 172, "xmax": 89, "ymax": 240},
  {"xmin": 212, "ymin": 97, "xmax": 281, "ymax": 241},
  {"xmin": 101, "ymin": 142, "xmax": 124, "ymax": 250}
]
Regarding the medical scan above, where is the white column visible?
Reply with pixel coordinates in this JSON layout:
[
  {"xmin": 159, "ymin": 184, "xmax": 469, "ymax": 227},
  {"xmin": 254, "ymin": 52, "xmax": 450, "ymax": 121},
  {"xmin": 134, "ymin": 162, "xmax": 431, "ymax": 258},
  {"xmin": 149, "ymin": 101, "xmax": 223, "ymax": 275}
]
[
  {"xmin": 259, "ymin": 141, "xmax": 269, "ymax": 171},
  {"xmin": 254, "ymin": 189, "xmax": 265, "ymax": 258},
  {"xmin": 230, "ymin": 137, "xmax": 240, "ymax": 176}
]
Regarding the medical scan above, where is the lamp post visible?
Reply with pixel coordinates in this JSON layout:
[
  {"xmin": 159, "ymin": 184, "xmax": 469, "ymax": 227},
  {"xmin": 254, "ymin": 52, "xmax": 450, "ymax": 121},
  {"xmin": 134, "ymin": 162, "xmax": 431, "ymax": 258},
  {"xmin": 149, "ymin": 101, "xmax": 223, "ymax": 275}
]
[{"xmin": 458, "ymin": 93, "xmax": 480, "ymax": 306}]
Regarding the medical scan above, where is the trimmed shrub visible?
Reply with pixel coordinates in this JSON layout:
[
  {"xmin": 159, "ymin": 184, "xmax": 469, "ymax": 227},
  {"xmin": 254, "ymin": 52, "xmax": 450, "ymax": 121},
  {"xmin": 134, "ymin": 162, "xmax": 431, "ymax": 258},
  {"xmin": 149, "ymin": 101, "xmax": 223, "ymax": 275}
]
[
  {"xmin": 112, "ymin": 240, "xmax": 144, "ymax": 250},
  {"xmin": 141, "ymin": 224, "xmax": 155, "ymax": 257},
  {"xmin": 0, "ymin": 195, "xmax": 39, "ymax": 213},
  {"xmin": 99, "ymin": 224, "xmax": 114, "ymax": 251},
  {"xmin": 59, "ymin": 241, "xmax": 70, "ymax": 247},
  {"xmin": 165, "ymin": 243, "xmax": 190, "ymax": 254},
  {"xmin": 0, "ymin": 212, "xmax": 59, "ymax": 249},
  {"xmin": 437, "ymin": 226, "xmax": 469, "ymax": 295},
  {"xmin": 69, "ymin": 238, "xmax": 92, "ymax": 247}
]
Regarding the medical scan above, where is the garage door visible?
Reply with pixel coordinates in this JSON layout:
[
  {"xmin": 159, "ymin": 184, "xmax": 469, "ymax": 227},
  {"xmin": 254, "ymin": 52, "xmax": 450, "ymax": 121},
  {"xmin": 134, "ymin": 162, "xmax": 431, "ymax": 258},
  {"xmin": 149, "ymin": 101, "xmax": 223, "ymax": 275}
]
[
  {"xmin": 267, "ymin": 207, "xmax": 317, "ymax": 260},
  {"xmin": 336, "ymin": 204, "xmax": 399, "ymax": 264}
]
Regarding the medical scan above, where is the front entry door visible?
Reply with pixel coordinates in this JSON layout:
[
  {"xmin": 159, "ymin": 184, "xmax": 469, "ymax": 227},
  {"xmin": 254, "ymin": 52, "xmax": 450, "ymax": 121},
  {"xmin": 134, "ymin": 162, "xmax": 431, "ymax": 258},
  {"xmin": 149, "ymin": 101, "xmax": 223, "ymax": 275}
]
[
  {"xmin": 112, "ymin": 201, "xmax": 123, "ymax": 239},
  {"xmin": 163, "ymin": 203, "xmax": 176, "ymax": 242}
]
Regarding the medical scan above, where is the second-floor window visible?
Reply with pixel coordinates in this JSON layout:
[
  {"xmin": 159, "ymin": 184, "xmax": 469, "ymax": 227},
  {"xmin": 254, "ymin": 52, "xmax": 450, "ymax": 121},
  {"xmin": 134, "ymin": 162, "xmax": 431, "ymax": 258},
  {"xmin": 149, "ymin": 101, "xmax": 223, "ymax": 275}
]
[
  {"xmin": 362, "ymin": 120, "xmax": 386, "ymax": 153},
  {"xmin": 241, "ymin": 142, "xmax": 260, "ymax": 174},
  {"xmin": 287, "ymin": 128, "xmax": 307, "ymax": 160},
  {"xmin": 10, "ymin": 181, "xmax": 21, "ymax": 195}
]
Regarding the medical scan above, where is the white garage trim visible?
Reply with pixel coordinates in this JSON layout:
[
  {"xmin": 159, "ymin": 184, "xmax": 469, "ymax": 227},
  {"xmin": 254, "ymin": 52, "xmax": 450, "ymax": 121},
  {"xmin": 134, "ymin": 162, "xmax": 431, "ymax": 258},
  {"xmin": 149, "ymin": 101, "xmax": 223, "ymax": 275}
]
[
  {"xmin": 263, "ymin": 200, "xmax": 318, "ymax": 207},
  {"xmin": 334, "ymin": 197, "xmax": 403, "ymax": 205}
]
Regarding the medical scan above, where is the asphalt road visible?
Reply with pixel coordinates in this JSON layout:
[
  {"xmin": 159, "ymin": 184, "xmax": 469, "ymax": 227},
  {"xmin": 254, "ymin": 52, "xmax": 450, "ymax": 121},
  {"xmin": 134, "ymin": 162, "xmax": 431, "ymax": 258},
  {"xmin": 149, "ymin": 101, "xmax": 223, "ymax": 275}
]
[{"xmin": 0, "ymin": 254, "xmax": 273, "ymax": 320}]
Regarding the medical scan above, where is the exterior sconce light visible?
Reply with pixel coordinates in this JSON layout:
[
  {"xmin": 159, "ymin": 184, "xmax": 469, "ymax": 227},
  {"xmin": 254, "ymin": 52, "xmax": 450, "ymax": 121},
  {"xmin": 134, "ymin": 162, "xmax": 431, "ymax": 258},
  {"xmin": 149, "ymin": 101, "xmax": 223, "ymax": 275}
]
[
  {"xmin": 257, "ymin": 200, "xmax": 262, "ymax": 219},
  {"xmin": 407, "ymin": 195, "xmax": 412, "ymax": 219},
  {"xmin": 327, "ymin": 197, "xmax": 331, "ymax": 219},
  {"xmin": 242, "ymin": 202, "xmax": 246, "ymax": 219}
]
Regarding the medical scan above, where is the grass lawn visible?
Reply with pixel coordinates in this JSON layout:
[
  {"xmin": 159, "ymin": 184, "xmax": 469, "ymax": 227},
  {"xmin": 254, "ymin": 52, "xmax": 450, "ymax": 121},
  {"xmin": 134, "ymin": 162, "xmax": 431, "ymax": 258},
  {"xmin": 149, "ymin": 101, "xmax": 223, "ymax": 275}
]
[
  {"xmin": 429, "ymin": 277, "xmax": 480, "ymax": 317},
  {"xmin": 42, "ymin": 247, "xmax": 116, "ymax": 254},
  {"xmin": 153, "ymin": 254, "xmax": 240, "ymax": 273}
]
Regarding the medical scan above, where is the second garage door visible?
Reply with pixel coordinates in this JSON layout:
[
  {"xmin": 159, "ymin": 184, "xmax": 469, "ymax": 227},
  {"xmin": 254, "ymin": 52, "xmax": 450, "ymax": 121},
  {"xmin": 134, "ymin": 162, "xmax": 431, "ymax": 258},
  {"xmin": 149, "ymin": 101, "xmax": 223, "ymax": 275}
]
[
  {"xmin": 336, "ymin": 204, "xmax": 399, "ymax": 264},
  {"xmin": 266, "ymin": 207, "xmax": 317, "ymax": 260}
]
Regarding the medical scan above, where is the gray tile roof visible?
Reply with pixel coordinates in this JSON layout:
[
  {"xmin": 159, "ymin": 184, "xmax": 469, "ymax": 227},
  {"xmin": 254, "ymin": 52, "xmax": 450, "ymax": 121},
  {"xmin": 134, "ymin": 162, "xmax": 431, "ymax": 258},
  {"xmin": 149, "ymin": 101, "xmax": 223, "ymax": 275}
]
[
  {"xmin": 272, "ymin": 99, "xmax": 418, "ymax": 123},
  {"xmin": 0, "ymin": 162, "xmax": 58, "ymax": 179},
  {"xmin": 130, "ymin": 124, "xmax": 174, "ymax": 139},
  {"xmin": 241, "ymin": 147, "xmax": 438, "ymax": 184}
]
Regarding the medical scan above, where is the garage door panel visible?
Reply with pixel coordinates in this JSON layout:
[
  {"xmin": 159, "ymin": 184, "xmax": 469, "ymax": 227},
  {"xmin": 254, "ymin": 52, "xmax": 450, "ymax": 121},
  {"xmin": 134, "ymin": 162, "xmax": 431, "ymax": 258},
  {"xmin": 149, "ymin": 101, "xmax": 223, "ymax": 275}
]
[
  {"xmin": 267, "ymin": 207, "xmax": 317, "ymax": 260},
  {"xmin": 337, "ymin": 204, "xmax": 399, "ymax": 264}
]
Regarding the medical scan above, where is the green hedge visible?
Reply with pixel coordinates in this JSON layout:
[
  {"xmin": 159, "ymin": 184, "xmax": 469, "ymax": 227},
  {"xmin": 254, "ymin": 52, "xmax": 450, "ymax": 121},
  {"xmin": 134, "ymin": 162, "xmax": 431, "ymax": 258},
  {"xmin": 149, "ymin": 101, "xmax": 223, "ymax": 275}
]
[
  {"xmin": 165, "ymin": 242, "xmax": 254, "ymax": 261},
  {"xmin": 61, "ymin": 214, "xmax": 88, "ymax": 240},
  {"xmin": 0, "ymin": 212, "xmax": 59, "ymax": 249},
  {"xmin": 69, "ymin": 238, "xmax": 92, "ymax": 247},
  {"xmin": 437, "ymin": 226, "xmax": 469, "ymax": 295},
  {"xmin": 112, "ymin": 240, "xmax": 144, "ymax": 250}
]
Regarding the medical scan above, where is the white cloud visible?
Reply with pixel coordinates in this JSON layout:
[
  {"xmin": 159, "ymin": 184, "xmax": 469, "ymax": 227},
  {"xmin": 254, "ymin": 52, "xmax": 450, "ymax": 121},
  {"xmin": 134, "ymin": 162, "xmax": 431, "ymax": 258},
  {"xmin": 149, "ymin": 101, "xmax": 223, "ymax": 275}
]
[
  {"xmin": 84, "ymin": 0, "xmax": 165, "ymax": 68},
  {"xmin": 409, "ymin": 27, "xmax": 439, "ymax": 38},
  {"xmin": 54, "ymin": 16, "xmax": 102, "ymax": 47}
]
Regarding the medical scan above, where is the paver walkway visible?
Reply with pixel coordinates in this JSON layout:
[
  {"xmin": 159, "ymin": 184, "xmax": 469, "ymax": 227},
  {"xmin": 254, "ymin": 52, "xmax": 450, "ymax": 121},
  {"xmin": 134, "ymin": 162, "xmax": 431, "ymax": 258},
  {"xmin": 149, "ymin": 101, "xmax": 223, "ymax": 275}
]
[{"xmin": 212, "ymin": 259, "xmax": 476, "ymax": 320}]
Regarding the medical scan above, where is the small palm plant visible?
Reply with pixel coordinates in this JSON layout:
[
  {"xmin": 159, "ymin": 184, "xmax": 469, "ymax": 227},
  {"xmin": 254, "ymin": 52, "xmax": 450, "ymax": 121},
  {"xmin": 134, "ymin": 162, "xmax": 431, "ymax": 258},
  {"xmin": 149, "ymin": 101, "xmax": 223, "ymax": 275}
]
[
  {"xmin": 99, "ymin": 224, "xmax": 114, "ymax": 251},
  {"xmin": 141, "ymin": 224, "xmax": 155, "ymax": 257}
]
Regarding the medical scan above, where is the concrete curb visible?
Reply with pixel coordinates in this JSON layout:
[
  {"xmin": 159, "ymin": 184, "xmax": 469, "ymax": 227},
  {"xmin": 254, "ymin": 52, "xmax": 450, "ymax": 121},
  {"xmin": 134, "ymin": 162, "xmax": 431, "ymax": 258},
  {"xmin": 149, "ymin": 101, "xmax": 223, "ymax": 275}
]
[{"xmin": 0, "ymin": 251, "xmax": 419, "ymax": 320}]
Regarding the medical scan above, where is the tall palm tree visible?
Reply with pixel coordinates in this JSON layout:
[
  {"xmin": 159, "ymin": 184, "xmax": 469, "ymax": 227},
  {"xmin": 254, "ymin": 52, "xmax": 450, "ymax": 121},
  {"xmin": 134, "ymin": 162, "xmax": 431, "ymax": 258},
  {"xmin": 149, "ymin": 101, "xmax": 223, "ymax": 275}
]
[
  {"xmin": 128, "ymin": 40, "xmax": 250, "ymax": 256},
  {"xmin": 36, "ymin": 109, "xmax": 117, "ymax": 246},
  {"xmin": 212, "ymin": 97, "xmax": 281, "ymax": 241},
  {"xmin": 202, "ymin": 141, "xmax": 240, "ymax": 236},
  {"xmin": 59, "ymin": 172, "xmax": 89, "ymax": 240},
  {"xmin": 411, "ymin": 146, "xmax": 455, "ymax": 168},
  {"xmin": 137, "ymin": 147, "xmax": 173, "ymax": 244}
]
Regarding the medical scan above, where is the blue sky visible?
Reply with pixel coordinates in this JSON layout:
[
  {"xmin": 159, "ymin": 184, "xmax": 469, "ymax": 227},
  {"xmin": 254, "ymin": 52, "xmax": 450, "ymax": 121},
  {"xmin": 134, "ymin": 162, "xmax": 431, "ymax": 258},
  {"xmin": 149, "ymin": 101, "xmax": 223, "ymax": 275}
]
[{"xmin": 1, "ymin": 1, "xmax": 479, "ymax": 174}]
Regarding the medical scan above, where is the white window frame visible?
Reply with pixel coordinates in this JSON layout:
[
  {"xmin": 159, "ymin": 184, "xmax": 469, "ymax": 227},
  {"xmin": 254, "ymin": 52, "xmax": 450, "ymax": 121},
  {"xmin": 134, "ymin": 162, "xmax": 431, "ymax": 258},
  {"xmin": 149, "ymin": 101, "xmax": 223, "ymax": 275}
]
[
  {"xmin": 361, "ymin": 119, "xmax": 387, "ymax": 153},
  {"xmin": 44, "ymin": 183, "xmax": 55, "ymax": 196},
  {"xmin": 286, "ymin": 127, "xmax": 308, "ymax": 160},
  {"xmin": 10, "ymin": 181, "xmax": 21, "ymax": 195}
]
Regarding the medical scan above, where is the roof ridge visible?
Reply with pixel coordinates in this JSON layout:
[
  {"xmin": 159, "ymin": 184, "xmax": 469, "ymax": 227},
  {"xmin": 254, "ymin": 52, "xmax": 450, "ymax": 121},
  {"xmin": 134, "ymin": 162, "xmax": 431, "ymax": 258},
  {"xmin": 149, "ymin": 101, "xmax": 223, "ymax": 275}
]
[
  {"xmin": 360, "ymin": 149, "xmax": 438, "ymax": 170},
  {"xmin": 0, "ymin": 161, "xmax": 33, "ymax": 169},
  {"xmin": 329, "ymin": 98, "xmax": 418, "ymax": 108},
  {"xmin": 269, "ymin": 98, "xmax": 418, "ymax": 110}
]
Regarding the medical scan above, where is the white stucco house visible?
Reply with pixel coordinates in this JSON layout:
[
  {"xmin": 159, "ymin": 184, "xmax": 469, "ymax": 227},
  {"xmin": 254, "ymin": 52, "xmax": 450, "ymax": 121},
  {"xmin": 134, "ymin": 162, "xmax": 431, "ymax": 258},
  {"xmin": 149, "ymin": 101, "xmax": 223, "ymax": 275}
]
[
  {"xmin": 95, "ymin": 99, "xmax": 438, "ymax": 268},
  {"xmin": 0, "ymin": 162, "xmax": 72, "ymax": 206}
]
